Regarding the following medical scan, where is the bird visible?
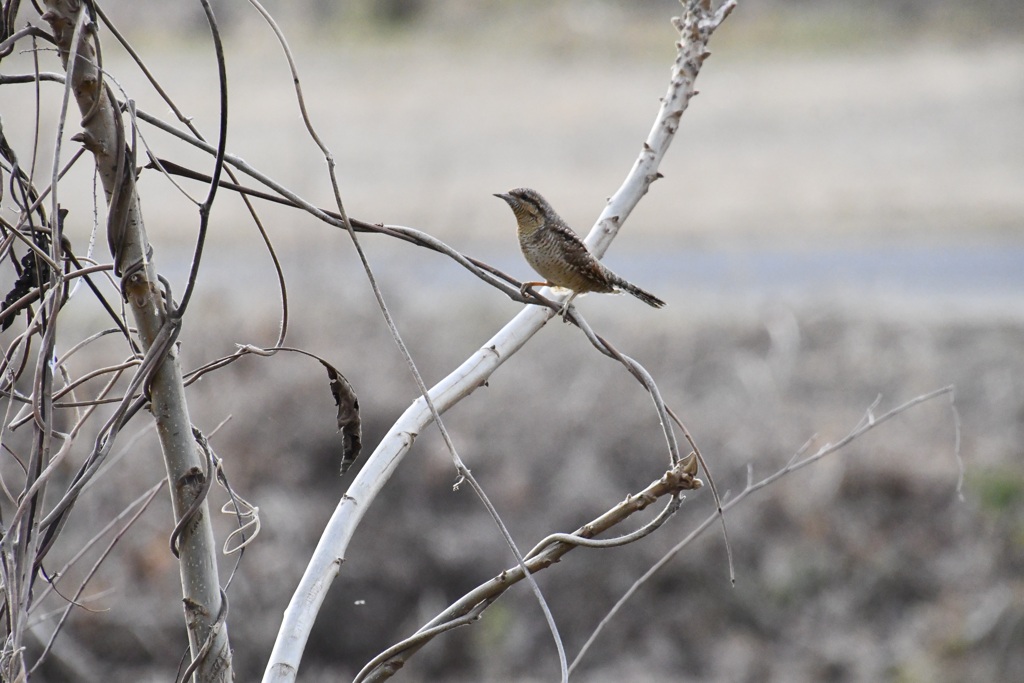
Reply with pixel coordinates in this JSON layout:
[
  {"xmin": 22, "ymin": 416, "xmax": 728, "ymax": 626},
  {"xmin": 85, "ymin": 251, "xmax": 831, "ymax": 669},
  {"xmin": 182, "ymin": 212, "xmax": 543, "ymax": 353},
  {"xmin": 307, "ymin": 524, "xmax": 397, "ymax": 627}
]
[{"xmin": 494, "ymin": 188, "xmax": 666, "ymax": 309}]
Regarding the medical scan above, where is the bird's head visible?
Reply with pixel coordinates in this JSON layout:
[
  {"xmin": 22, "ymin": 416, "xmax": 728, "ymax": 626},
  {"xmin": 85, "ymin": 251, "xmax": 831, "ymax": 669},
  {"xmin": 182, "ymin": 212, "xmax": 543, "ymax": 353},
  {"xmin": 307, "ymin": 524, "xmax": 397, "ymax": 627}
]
[{"xmin": 494, "ymin": 187, "xmax": 550, "ymax": 234}]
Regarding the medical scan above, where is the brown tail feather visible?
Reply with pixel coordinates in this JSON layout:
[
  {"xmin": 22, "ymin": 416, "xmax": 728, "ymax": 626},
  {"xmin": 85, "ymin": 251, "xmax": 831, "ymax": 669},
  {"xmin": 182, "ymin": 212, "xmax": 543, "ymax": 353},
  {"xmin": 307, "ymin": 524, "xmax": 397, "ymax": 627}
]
[{"xmin": 616, "ymin": 279, "xmax": 666, "ymax": 308}]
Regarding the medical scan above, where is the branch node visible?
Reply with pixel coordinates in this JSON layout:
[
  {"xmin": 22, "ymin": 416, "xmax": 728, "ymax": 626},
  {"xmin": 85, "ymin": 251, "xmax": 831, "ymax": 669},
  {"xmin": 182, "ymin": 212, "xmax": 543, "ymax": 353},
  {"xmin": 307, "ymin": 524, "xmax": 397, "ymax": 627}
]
[
  {"xmin": 70, "ymin": 130, "xmax": 105, "ymax": 154},
  {"xmin": 661, "ymin": 455, "xmax": 703, "ymax": 494},
  {"xmin": 176, "ymin": 465, "xmax": 207, "ymax": 501},
  {"xmin": 183, "ymin": 597, "xmax": 209, "ymax": 622}
]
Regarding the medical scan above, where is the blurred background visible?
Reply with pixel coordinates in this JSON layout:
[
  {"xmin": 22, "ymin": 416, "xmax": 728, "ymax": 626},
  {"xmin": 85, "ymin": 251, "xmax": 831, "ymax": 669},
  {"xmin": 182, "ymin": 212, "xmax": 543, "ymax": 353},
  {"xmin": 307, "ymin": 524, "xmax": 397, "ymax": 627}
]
[{"xmin": 1, "ymin": 0, "xmax": 1022, "ymax": 681}]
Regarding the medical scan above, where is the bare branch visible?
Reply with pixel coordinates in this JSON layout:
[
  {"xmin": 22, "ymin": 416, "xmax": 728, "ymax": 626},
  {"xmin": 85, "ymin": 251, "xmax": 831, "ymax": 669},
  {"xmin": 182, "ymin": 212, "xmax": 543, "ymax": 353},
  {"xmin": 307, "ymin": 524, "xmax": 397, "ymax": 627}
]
[
  {"xmin": 357, "ymin": 459, "xmax": 703, "ymax": 682},
  {"xmin": 568, "ymin": 386, "xmax": 957, "ymax": 674},
  {"xmin": 263, "ymin": 2, "xmax": 736, "ymax": 680},
  {"xmin": 35, "ymin": 1, "xmax": 234, "ymax": 678},
  {"xmin": 29, "ymin": 480, "xmax": 164, "ymax": 674}
]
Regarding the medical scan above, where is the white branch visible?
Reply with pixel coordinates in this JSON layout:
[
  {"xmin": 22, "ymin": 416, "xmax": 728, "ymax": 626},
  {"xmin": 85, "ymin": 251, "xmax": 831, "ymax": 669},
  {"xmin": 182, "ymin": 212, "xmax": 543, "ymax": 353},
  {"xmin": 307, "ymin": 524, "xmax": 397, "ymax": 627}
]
[{"xmin": 262, "ymin": 2, "xmax": 735, "ymax": 681}]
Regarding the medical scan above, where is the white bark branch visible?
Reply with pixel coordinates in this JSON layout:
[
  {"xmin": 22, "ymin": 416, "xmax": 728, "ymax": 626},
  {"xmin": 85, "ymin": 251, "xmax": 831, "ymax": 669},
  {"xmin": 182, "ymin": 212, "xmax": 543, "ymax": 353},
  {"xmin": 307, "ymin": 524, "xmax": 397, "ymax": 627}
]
[
  {"xmin": 262, "ymin": 2, "xmax": 735, "ymax": 680},
  {"xmin": 39, "ymin": 2, "xmax": 233, "ymax": 679}
]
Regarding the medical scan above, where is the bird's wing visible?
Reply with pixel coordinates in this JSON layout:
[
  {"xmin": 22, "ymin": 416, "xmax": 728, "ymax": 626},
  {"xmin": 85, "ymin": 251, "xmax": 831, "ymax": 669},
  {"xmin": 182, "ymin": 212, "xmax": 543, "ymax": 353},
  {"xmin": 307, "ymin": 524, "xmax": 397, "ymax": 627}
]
[{"xmin": 547, "ymin": 220, "xmax": 592, "ymax": 258}]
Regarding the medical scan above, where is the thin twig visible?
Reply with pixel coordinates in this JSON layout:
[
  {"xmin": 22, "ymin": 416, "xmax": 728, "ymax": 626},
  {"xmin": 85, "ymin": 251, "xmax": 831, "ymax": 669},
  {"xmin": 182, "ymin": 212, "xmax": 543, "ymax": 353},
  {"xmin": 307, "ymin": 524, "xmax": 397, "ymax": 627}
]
[
  {"xmin": 357, "ymin": 459, "xmax": 702, "ymax": 682},
  {"xmin": 93, "ymin": 2, "xmax": 289, "ymax": 351},
  {"xmin": 246, "ymin": 0, "xmax": 568, "ymax": 677},
  {"xmin": 170, "ymin": 0, "xmax": 228, "ymax": 320},
  {"xmin": 28, "ymin": 480, "xmax": 164, "ymax": 674},
  {"xmin": 567, "ymin": 385, "xmax": 957, "ymax": 674},
  {"xmin": 263, "ymin": 2, "xmax": 736, "ymax": 680}
]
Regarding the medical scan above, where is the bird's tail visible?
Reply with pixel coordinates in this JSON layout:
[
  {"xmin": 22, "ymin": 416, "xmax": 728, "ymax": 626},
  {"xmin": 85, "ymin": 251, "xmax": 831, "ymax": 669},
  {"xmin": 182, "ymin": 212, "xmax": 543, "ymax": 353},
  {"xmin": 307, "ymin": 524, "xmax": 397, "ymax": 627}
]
[{"xmin": 615, "ymin": 278, "xmax": 666, "ymax": 308}]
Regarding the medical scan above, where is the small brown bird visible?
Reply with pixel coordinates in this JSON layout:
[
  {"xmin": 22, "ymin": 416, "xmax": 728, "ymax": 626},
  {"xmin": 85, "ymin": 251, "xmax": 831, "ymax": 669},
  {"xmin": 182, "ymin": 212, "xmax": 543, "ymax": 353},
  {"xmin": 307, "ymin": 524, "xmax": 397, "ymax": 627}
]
[{"xmin": 494, "ymin": 188, "xmax": 666, "ymax": 309}]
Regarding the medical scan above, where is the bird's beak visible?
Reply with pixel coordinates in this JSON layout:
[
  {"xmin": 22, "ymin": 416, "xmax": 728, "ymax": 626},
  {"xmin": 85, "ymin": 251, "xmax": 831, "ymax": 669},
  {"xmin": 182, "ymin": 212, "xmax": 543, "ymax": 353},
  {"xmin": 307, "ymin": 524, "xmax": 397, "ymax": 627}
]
[{"xmin": 493, "ymin": 192, "xmax": 512, "ymax": 203}]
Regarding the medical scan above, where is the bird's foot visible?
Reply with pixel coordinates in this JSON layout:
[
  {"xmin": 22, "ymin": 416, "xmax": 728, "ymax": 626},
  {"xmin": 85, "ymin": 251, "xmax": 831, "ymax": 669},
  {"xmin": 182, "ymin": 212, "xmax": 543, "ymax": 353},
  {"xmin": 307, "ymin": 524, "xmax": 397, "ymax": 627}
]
[
  {"xmin": 519, "ymin": 281, "xmax": 548, "ymax": 299},
  {"xmin": 558, "ymin": 293, "xmax": 579, "ymax": 322}
]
